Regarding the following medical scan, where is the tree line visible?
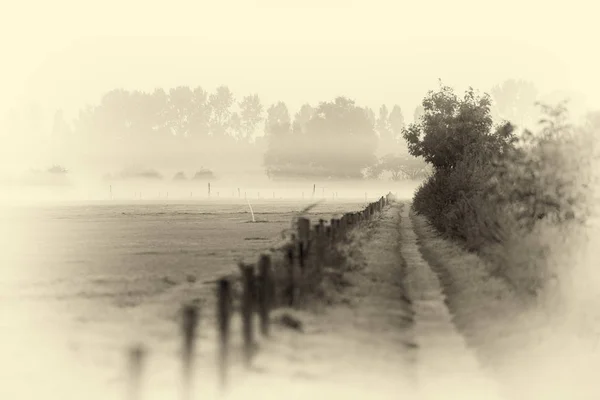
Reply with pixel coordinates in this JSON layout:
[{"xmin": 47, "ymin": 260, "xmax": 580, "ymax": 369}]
[
  {"xmin": 45, "ymin": 85, "xmax": 426, "ymax": 180},
  {"xmin": 3, "ymin": 79, "xmax": 541, "ymax": 181}
]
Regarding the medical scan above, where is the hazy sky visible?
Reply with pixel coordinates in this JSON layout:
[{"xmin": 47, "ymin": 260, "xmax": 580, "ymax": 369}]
[{"xmin": 1, "ymin": 0, "xmax": 599, "ymax": 121}]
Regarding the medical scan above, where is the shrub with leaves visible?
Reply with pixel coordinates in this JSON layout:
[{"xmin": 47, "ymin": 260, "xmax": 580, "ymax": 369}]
[
  {"xmin": 409, "ymin": 82, "xmax": 597, "ymax": 297},
  {"xmin": 406, "ymin": 83, "xmax": 517, "ymax": 251},
  {"xmin": 485, "ymin": 101, "xmax": 594, "ymax": 232},
  {"xmin": 402, "ymin": 83, "xmax": 515, "ymax": 171}
]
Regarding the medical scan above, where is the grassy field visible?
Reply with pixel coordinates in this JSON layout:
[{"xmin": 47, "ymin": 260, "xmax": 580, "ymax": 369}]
[{"xmin": 0, "ymin": 199, "xmax": 379, "ymax": 399}]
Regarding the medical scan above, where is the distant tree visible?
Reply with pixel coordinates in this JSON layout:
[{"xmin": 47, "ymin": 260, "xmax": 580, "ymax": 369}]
[
  {"xmin": 413, "ymin": 104, "xmax": 425, "ymax": 123},
  {"xmin": 238, "ymin": 94, "xmax": 264, "ymax": 141},
  {"xmin": 292, "ymin": 104, "xmax": 314, "ymax": 135},
  {"xmin": 188, "ymin": 86, "xmax": 212, "ymax": 138},
  {"xmin": 388, "ymin": 105, "xmax": 405, "ymax": 141},
  {"xmin": 367, "ymin": 153, "xmax": 428, "ymax": 181},
  {"xmin": 265, "ymin": 97, "xmax": 377, "ymax": 180},
  {"xmin": 192, "ymin": 167, "xmax": 215, "ymax": 180},
  {"xmin": 95, "ymin": 88, "xmax": 134, "ymax": 141},
  {"xmin": 264, "ymin": 101, "xmax": 292, "ymax": 136},
  {"xmin": 365, "ymin": 107, "xmax": 376, "ymax": 129},
  {"xmin": 148, "ymin": 88, "xmax": 171, "ymax": 137},
  {"xmin": 208, "ymin": 86, "xmax": 235, "ymax": 137},
  {"xmin": 263, "ymin": 101, "xmax": 292, "ymax": 178},
  {"xmin": 491, "ymin": 79, "xmax": 539, "ymax": 128},
  {"xmin": 167, "ymin": 86, "xmax": 194, "ymax": 137},
  {"xmin": 376, "ymin": 105, "xmax": 391, "ymax": 139},
  {"xmin": 47, "ymin": 164, "xmax": 68, "ymax": 174},
  {"xmin": 376, "ymin": 104, "xmax": 405, "ymax": 155},
  {"xmin": 173, "ymin": 171, "xmax": 187, "ymax": 181},
  {"xmin": 304, "ymin": 97, "xmax": 377, "ymax": 179}
]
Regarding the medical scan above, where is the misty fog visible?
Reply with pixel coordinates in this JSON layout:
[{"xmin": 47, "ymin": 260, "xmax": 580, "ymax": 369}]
[{"xmin": 1, "ymin": 1, "xmax": 600, "ymax": 400}]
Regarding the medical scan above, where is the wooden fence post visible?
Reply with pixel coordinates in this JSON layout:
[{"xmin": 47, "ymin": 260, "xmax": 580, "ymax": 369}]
[
  {"xmin": 286, "ymin": 240, "xmax": 296, "ymax": 307},
  {"xmin": 258, "ymin": 254, "xmax": 272, "ymax": 337},
  {"xmin": 297, "ymin": 217, "xmax": 310, "ymax": 268},
  {"xmin": 127, "ymin": 345, "xmax": 146, "ymax": 400},
  {"xmin": 241, "ymin": 264, "xmax": 256, "ymax": 368},
  {"xmin": 217, "ymin": 278, "xmax": 231, "ymax": 391},
  {"xmin": 181, "ymin": 304, "xmax": 199, "ymax": 400},
  {"xmin": 314, "ymin": 224, "xmax": 324, "ymax": 275},
  {"xmin": 330, "ymin": 218, "xmax": 337, "ymax": 242}
]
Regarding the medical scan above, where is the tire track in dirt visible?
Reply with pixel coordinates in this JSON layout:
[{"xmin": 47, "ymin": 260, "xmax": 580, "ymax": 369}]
[{"xmin": 399, "ymin": 202, "xmax": 506, "ymax": 400}]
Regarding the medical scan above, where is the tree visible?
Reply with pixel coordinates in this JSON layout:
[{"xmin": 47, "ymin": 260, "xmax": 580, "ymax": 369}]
[
  {"xmin": 188, "ymin": 86, "xmax": 211, "ymax": 138},
  {"xmin": 264, "ymin": 101, "xmax": 292, "ymax": 136},
  {"xmin": 413, "ymin": 104, "xmax": 425, "ymax": 123},
  {"xmin": 402, "ymin": 84, "xmax": 514, "ymax": 170},
  {"xmin": 265, "ymin": 97, "xmax": 377, "ymax": 180},
  {"xmin": 208, "ymin": 85, "xmax": 235, "ymax": 137},
  {"xmin": 167, "ymin": 86, "xmax": 194, "ymax": 138},
  {"xmin": 491, "ymin": 79, "xmax": 539, "ymax": 129},
  {"xmin": 238, "ymin": 94, "xmax": 264, "ymax": 141},
  {"xmin": 304, "ymin": 97, "xmax": 377, "ymax": 179},
  {"xmin": 292, "ymin": 104, "xmax": 314, "ymax": 135},
  {"xmin": 96, "ymin": 88, "xmax": 134, "ymax": 141},
  {"xmin": 376, "ymin": 105, "xmax": 391, "ymax": 139},
  {"xmin": 388, "ymin": 105, "xmax": 405, "ymax": 141},
  {"xmin": 263, "ymin": 101, "xmax": 293, "ymax": 178},
  {"xmin": 376, "ymin": 104, "xmax": 406, "ymax": 156},
  {"xmin": 228, "ymin": 112, "xmax": 242, "ymax": 139},
  {"xmin": 367, "ymin": 153, "xmax": 428, "ymax": 181},
  {"xmin": 365, "ymin": 107, "xmax": 376, "ymax": 128}
]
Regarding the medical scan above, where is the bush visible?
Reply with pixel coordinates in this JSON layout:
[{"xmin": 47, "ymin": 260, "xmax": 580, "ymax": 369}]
[
  {"xmin": 192, "ymin": 167, "xmax": 215, "ymax": 180},
  {"xmin": 47, "ymin": 164, "xmax": 68, "ymax": 174},
  {"xmin": 172, "ymin": 171, "xmax": 187, "ymax": 181},
  {"xmin": 406, "ymin": 84, "xmax": 595, "ymax": 297}
]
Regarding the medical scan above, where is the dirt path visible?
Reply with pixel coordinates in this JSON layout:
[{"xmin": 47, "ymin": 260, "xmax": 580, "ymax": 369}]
[
  {"xmin": 219, "ymin": 201, "xmax": 507, "ymax": 400},
  {"xmin": 221, "ymin": 201, "xmax": 417, "ymax": 399},
  {"xmin": 400, "ymin": 204, "xmax": 505, "ymax": 400}
]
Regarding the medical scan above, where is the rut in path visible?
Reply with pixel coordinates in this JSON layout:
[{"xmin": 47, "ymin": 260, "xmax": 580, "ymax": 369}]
[{"xmin": 400, "ymin": 203, "xmax": 506, "ymax": 400}]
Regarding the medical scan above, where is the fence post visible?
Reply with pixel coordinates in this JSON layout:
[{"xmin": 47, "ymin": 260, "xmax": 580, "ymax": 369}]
[
  {"xmin": 258, "ymin": 254, "xmax": 272, "ymax": 337},
  {"xmin": 297, "ymin": 217, "xmax": 310, "ymax": 264},
  {"xmin": 181, "ymin": 305, "xmax": 199, "ymax": 400},
  {"xmin": 330, "ymin": 218, "xmax": 337, "ymax": 242},
  {"xmin": 127, "ymin": 345, "xmax": 146, "ymax": 400},
  {"xmin": 241, "ymin": 264, "xmax": 256, "ymax": 368},
  {"xmin": 340, "ymin": 215, "xmax": 347, "ymax": 238},
  {"xmin": 314, "ymin": 224, "xmax": 323, "ymax": 275},
  {"xmin": 217, "ymin": 278, "xmax": 231, "ymax": 391},
  {"xmin": 286, "ymin": 240, "xmax": 296, "ymax": 307}
]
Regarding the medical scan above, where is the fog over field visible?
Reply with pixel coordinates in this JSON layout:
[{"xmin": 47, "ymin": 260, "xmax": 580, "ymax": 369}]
[{"xmin": 1, "ymin": 1, "xmax": 600, "ymax": 399}]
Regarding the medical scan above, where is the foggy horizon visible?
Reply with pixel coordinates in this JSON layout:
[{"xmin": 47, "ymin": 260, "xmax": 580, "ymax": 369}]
[{"xmin": 1, "ymin": 2, "xmax": 600, "ymax": 399}]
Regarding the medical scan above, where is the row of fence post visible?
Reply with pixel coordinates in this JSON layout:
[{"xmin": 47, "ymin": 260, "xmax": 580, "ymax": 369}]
[{"xmin": 127, "ymin": 192, "xmax": 395, "ymax": 399}]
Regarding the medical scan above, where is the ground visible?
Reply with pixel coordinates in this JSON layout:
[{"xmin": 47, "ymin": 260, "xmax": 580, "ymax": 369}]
[
  {"xmin": 189, "ymin": 202, "xmax": 508, "ymax": 399},
  {"xmin": 3, "ymin": 199, "xmax": 599, "ymax": 399}
]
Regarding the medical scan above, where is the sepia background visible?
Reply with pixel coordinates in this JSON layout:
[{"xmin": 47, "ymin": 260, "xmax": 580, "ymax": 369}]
[{"xmin": 1, "ymin": 1, "xmax": 599, "ymax": 399}]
